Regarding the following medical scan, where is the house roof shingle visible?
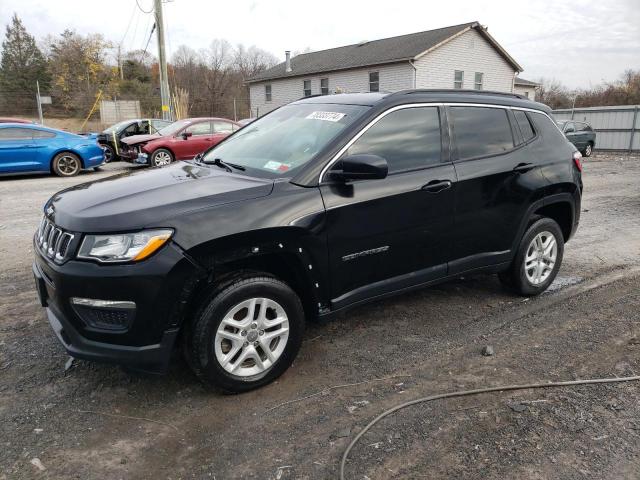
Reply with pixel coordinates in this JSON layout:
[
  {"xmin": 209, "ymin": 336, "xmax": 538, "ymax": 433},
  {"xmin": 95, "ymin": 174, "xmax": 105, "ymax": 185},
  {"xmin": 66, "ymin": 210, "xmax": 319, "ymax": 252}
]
[
  {"xmin": 514, "ymin": 77, "xmax": 539, "ymax": 86},
  {"xmin": 248, "ymin": 21, "xmax": 522, "ymax": 83}
]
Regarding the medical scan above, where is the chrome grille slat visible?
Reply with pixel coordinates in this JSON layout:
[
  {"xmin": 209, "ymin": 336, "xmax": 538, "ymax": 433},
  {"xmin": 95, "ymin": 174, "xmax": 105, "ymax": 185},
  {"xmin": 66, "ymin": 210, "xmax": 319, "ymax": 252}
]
[{"xmin": 37, "ymin": 216, "xmax": 75, "ymax": 263}]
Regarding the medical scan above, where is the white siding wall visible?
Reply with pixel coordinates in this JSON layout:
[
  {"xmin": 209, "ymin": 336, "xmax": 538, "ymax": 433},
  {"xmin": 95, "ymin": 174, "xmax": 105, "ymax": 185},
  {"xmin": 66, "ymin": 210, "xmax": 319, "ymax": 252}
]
[
  {"xmin": 249, "ymin": 62, "xmax": 414, "ymax": 116},
  {"xmin": 413, "ymin": 29, "xmax": 515, "ymax": 92},
  {"xmin": 514, "ymin": 85, "xmax": 536, "ymax": 101}
]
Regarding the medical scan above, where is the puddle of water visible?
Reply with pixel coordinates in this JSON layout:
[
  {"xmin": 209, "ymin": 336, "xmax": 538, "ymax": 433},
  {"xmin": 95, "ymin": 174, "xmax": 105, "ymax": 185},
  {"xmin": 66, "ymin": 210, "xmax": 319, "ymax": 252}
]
[{"xmin": 545, "ymin": 276, "xmax": 584, "ymax": 293}]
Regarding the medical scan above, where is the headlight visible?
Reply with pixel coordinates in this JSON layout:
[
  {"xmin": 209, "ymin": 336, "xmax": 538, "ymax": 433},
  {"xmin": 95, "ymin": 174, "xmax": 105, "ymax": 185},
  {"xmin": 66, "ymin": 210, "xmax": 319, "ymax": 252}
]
[{"xmin": 77, "ymin": 229, "xmax": 173, "ymax": 263}]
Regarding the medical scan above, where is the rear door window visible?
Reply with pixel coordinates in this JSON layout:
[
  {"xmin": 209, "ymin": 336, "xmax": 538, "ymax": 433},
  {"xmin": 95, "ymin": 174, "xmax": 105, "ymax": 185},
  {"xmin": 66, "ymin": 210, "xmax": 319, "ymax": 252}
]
[
  {"xmin": 345, "ymin": 106, "xmax": 442, "ymax": 173},
  {"xmin": 513, "ymin": 110, "xmax": 536, "ymax": 142},
  {"xmin": 213, "ymin": 121, "xmax": 235, "ymax": 134},
  {"xmin": 31, "ymin": 129, "xmax": 56, "ymax": 139},
  {"xmin": 185, "ymin": 122, "xmax": 213, "ymax": 136},
  {"xmin": 449, "ymin": 106, "xmax": 514, "ymax": 160}
]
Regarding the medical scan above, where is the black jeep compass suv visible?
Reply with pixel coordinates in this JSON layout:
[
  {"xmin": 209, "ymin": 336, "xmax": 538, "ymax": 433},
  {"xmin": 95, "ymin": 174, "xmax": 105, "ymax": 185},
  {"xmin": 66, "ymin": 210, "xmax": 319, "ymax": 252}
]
[{"xmin": 33, "ymin": 90, "xmax": 582, "ymax": 392}]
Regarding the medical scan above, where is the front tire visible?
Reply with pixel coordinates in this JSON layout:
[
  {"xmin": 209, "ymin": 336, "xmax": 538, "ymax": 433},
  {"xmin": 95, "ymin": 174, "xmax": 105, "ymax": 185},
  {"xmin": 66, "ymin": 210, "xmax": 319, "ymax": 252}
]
[
  {"xmin": 185, "ymin": 274, "xmax": 305, "ymax": 393},
  {"xmin": 500, "ymin": 218, "xmax": 564, "ymax": 296},
  {"xmin": 103, "ymin": 144, "xmax": 116, "ymax": 163},
  {"xmin": 150, "ymin": 148, "xmax": 173, "ymax": 167},
  {"xmin": 52, "ymin": 152, "xmax": 82, "ymax": 177}
]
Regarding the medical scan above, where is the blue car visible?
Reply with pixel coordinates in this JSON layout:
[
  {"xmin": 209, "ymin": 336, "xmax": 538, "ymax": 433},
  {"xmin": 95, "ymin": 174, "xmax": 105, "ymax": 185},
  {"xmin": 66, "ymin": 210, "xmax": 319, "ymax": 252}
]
[{"xmin": 0, "ymin": 123, "xmax": 105, "ymax": 177}]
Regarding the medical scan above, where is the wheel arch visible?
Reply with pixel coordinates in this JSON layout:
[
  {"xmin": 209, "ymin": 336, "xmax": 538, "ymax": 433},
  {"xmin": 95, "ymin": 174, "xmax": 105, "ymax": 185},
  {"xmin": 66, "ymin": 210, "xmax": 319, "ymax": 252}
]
[
  {"xmin": 178, "ymin": 228, "xmax": 329, "ymax": 328},
  {"xmin": 533, "ymin": 199, "xmax": 574, "ymax": 242}
]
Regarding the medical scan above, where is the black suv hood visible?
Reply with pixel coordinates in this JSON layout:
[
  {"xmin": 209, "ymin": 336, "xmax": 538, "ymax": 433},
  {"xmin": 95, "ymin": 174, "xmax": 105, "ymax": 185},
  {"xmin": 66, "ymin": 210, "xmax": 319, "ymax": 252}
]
[{"xmin": 46, "ymin": 163, "xmax": 274, "ymax": 232}]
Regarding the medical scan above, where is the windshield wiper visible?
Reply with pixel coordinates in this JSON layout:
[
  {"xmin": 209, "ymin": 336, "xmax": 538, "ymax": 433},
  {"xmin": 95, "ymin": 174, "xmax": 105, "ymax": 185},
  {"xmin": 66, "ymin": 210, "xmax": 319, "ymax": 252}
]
[{"xmin": 203, "ymin": 157, "xmax": 245, "ymax": 172}]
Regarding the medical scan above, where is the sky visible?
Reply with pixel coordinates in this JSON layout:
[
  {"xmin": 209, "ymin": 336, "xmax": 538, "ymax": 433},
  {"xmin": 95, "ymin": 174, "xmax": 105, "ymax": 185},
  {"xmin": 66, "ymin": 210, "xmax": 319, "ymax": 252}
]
[{"xmin": 0, "ymin": 0, "xmax": 638, "ymax": 89}]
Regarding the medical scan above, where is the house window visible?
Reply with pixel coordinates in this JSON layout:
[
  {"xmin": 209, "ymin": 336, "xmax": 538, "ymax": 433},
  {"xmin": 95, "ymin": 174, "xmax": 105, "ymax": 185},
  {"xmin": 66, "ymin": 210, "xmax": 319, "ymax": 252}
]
[
  {"xmin": 303, "ymin": 80, "xmax": 311, "ymax": 97},
  {"xmin": 265, "ymin": 84, "xmax": 272, "ymax": 102},
  {"xmin": 454, "ymin": 70, "xmax": 464, "ymax": 89},
  {"xmin": 320, "ymin": 78, "xmax": 329, "ymax": 95},
  {"xmin": 474, "ymin": 72, "xmax": 483, "ymax": 90},
  {"xmin": 369, "ymin": 71, "xmax": 379, "ymax": 92}
]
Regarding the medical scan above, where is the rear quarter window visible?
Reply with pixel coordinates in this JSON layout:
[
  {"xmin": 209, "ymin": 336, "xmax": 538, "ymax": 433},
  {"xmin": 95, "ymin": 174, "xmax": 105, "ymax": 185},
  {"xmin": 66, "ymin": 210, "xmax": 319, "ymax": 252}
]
[
  {"xmin": 530, "ymin": 112, "xmax": 572, "ymax": 149},
  {"xmin": 450, "ymin": 106, "xmax": 514, "ymax": 160},
  {"xmin": 513, "ymin": 110, "xmax": 536, "ymax": 142}
]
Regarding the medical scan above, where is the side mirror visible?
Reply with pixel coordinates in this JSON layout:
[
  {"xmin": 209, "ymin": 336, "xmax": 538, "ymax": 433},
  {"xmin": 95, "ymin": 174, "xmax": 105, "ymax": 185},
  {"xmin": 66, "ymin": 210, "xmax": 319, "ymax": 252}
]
[
  {"xmin": 335, "ymin": 154, "xmax": 388, "ymax": 181},
  {"xmin": 181, "ymin": 131, "xmax": 193, "ymax": 140}
]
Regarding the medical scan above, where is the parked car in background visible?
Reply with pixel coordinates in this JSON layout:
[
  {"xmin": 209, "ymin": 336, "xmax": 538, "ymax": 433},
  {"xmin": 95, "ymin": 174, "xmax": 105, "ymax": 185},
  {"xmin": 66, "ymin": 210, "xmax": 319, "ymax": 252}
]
[
  {"xmin": 237, "ymin": 118, "xmax": 257, "ymax": 127},
  {"xmin": 120, "ymin": 117, "xmax": 240, "ymax": 167},
  {"xmin": 96, "ymin": 118, "xmax": 173, "ymax": 163},
  {"xmin": 0, "ymin": 117, "xmax": 35, "ymax": 124},
  {"xmin": 0, "ymin": 123, "xmax": 104, "ymax": 177},
  {"xmin": 33, "ymin": 90, "xmax": 582, "ymax": 392},
  {"xmin": 558, "ymin": 120, "xmax": 596, "ymax": 157}
]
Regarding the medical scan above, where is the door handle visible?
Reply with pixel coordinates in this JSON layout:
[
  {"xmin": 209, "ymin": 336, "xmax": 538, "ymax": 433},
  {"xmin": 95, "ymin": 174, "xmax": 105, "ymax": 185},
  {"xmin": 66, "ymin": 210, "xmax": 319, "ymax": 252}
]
[
  {"xmin": 513, "ymin": 162, "xmax": 535, "ymax": 173},
  {"xmin": 422, "ymin": 180, "xmax": 452, "ymax": 193}
]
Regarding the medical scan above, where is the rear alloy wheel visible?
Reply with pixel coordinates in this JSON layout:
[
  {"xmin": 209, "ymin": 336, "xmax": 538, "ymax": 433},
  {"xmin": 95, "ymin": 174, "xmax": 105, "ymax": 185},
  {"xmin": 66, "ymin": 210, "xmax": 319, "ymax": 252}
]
[
  {"xmin": 499, "ymin": 217, "xmax": 564, "ymax": 296},
  {"xmin": 103, "ymin": 144, "xmax": 115, "ymax": 163},
  {"xmin": 150, "ymin": 148, "xmax": 173, "ymax": 167},
  {"xmin": 185, "ymin": 274, "xmax": 305, "ymax": 392},
  {"xmin": 584, "ymin": 143, "xmax": 593, "ymax": 157},
  {"xmin": 52, "ymin": 152, "xmax": 82, "ymax": 177}
]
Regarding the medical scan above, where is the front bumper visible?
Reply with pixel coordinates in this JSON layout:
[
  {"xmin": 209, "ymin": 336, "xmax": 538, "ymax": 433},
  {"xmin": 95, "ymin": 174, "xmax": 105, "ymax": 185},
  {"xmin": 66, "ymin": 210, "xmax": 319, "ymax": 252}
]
[{"xmin": 33, "ymin": 240, "xmax": 200, "ymax": 374}]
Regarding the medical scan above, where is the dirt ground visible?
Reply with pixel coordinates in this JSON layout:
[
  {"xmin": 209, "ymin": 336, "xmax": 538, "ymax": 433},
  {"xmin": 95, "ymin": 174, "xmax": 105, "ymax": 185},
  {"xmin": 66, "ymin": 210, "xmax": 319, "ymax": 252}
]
[{"xmin": 1, "ymin": 152, "xmax": 640, "ymax": 479}]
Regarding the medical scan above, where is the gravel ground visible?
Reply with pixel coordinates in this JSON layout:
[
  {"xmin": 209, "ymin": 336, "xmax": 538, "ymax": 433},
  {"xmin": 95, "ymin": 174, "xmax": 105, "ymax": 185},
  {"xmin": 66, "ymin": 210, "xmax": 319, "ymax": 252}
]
[{"xmin": 1, "ymin": 152, "xmax": 640, "ymax": 479}]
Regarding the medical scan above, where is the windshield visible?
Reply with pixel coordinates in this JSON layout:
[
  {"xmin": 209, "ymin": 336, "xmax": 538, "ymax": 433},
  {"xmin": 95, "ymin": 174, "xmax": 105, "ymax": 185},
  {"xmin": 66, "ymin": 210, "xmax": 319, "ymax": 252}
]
[
  {"xmin": 202, "ymin": 103, "xmax": 369, "ymax": 177},
  {"xmin": 158, "ymin": 119, "xmax": 192, "ymax": 136},
  {"xmin": 103, "ymin": 120, "xmax": 134, "ymax": 134}
]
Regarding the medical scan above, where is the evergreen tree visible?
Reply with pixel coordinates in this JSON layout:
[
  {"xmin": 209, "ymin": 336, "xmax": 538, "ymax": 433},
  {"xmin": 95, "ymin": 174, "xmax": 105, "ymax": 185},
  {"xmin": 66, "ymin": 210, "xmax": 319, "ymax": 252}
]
[{"xmin": 0, "ymin": 13, "xmax": 49, "ymax": 111}]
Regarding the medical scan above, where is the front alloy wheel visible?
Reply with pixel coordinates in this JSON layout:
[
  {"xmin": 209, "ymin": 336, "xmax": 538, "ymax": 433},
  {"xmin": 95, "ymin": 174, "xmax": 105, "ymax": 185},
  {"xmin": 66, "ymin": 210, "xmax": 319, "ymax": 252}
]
[
  {"xmin": 150, "ymin": 148, "xmax": 173, "ymax": 167},
  {"xmin": 215, "ymin": 298, "xmax": 290, "ymax": 377},
  {"xmin": 185, "ymin": 274, "xmax": 305, "ymax": 392}
]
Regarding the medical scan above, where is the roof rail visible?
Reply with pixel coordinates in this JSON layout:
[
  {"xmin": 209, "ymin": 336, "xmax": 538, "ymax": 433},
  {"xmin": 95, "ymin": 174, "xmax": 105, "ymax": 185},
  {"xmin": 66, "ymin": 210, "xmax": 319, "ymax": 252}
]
[{"xmin": 393, "ymin": 89, "xmax": 527, "ymax": 100}]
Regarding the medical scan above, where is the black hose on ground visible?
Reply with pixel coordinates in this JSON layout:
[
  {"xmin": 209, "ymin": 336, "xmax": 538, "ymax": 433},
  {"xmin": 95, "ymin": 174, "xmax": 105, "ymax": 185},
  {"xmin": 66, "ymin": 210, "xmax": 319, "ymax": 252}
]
[{"xmin": 340, "ymin": 375, "xmax": 640, "ymax": 480}]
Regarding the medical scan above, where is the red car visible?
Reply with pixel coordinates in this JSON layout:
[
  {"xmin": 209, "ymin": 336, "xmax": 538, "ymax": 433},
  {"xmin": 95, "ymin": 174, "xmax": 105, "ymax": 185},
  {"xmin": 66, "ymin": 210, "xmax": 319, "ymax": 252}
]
[{"xmin": 120, "ymin": 117, "xmax": 240, "ymax": 167}]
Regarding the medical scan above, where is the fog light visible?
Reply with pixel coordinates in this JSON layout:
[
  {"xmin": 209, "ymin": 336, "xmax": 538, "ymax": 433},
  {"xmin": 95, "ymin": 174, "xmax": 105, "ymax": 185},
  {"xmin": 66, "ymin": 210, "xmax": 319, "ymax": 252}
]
[{"xmin": 70, "ymin": 297, "xmax": 136, "ymax": 332}]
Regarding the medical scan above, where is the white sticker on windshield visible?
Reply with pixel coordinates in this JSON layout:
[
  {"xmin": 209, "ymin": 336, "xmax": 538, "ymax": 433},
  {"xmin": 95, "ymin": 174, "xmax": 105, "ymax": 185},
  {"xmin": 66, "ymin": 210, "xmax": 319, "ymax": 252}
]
[
  {"xmin": 263, "ymin": 160, "xmax": 291, "ymax": 172},
  {"xmin": 306, "ymin": 111, "xmax": 345, "ymax": 122}
]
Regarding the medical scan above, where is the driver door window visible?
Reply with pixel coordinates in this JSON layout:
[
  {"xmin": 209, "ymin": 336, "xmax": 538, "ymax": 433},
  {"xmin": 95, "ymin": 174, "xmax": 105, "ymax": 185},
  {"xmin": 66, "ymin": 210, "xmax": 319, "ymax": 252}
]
[{"xmin": 344, "ymin": 107, "xmax": 441, "ymax": 173}]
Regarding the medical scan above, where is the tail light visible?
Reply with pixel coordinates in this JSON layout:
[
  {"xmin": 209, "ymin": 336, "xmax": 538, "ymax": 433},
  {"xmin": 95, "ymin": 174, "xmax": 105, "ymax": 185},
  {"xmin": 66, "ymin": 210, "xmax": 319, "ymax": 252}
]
[{"xmin": 573, "ymin": 151, "xmax": 583, "ymax": 172}]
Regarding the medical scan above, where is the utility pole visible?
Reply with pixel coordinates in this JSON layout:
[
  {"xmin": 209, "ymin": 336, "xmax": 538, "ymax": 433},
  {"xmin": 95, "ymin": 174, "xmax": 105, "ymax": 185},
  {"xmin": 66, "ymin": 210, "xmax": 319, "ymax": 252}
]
[
  {"xmin": 36, "ymin": 80, "xmax": 44, "ymax": 125},
  {"xmin": 118, "ymin": 45, "xmax": 124, "ymax": 81},
  {"xmin": 154, "ymin": 0, "xmax": 171, "ymax": 121}
]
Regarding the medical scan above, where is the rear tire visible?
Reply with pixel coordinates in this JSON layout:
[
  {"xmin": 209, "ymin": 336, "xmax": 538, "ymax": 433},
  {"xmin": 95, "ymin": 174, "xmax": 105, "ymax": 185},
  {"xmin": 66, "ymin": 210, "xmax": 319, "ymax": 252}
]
[
  {"xmin": 150, "ymin": 148, "xmax": 173, "ymax": 167},
  {"xmin": 583, "ymin": 142, "xmax": 593, "ymax": 157},
  {"xmin": 52, "ymin": 152, "xmax": 82, "ymax": 177},
  {"xmin": 184, "ymin": 273, "xmax": 305, "ymax": 393},
  {"xmin": 499, "ymin": 218, "xmax": 564, "ymax": 296}
]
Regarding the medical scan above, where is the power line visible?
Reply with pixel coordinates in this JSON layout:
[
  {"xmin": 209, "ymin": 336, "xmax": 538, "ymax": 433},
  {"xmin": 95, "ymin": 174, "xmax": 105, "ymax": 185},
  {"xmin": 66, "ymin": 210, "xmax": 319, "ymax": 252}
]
[
  {"xmin": 135, "ymin": 0, "xmax": 154, "ymax": 14},
  {"xmin": 140, "ymin": 22, "xmax": 156, "ymax": 62},
  {"xmin": 118, "ymin": 3, "xmax": 138, "ymax": 48}
]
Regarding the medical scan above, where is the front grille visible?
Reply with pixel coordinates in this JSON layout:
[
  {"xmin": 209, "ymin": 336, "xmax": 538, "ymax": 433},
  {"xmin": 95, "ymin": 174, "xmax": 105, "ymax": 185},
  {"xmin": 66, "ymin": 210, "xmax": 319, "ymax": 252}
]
[{"xmin": 37, "ymin": 217, "xmax": 75, "ymax": 263}]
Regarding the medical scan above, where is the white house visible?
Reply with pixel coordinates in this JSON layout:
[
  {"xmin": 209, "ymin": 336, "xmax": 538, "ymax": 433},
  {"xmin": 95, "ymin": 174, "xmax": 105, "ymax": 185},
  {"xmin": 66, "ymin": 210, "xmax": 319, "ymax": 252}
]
[
  {"xmin": 247, "ymin": 21, "xmax": 525, "ymax": 116},
  {"xmin": 513, "ymin": 77, "xmax": 539, "ymax": 101}
]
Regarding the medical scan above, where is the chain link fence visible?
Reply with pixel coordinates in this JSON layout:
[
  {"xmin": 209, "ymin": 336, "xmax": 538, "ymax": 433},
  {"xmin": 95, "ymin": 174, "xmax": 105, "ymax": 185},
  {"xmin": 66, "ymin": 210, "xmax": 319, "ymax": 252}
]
[{"xmin": 0, "ymin": 90, "xmax": 252, "ymax": 133}]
